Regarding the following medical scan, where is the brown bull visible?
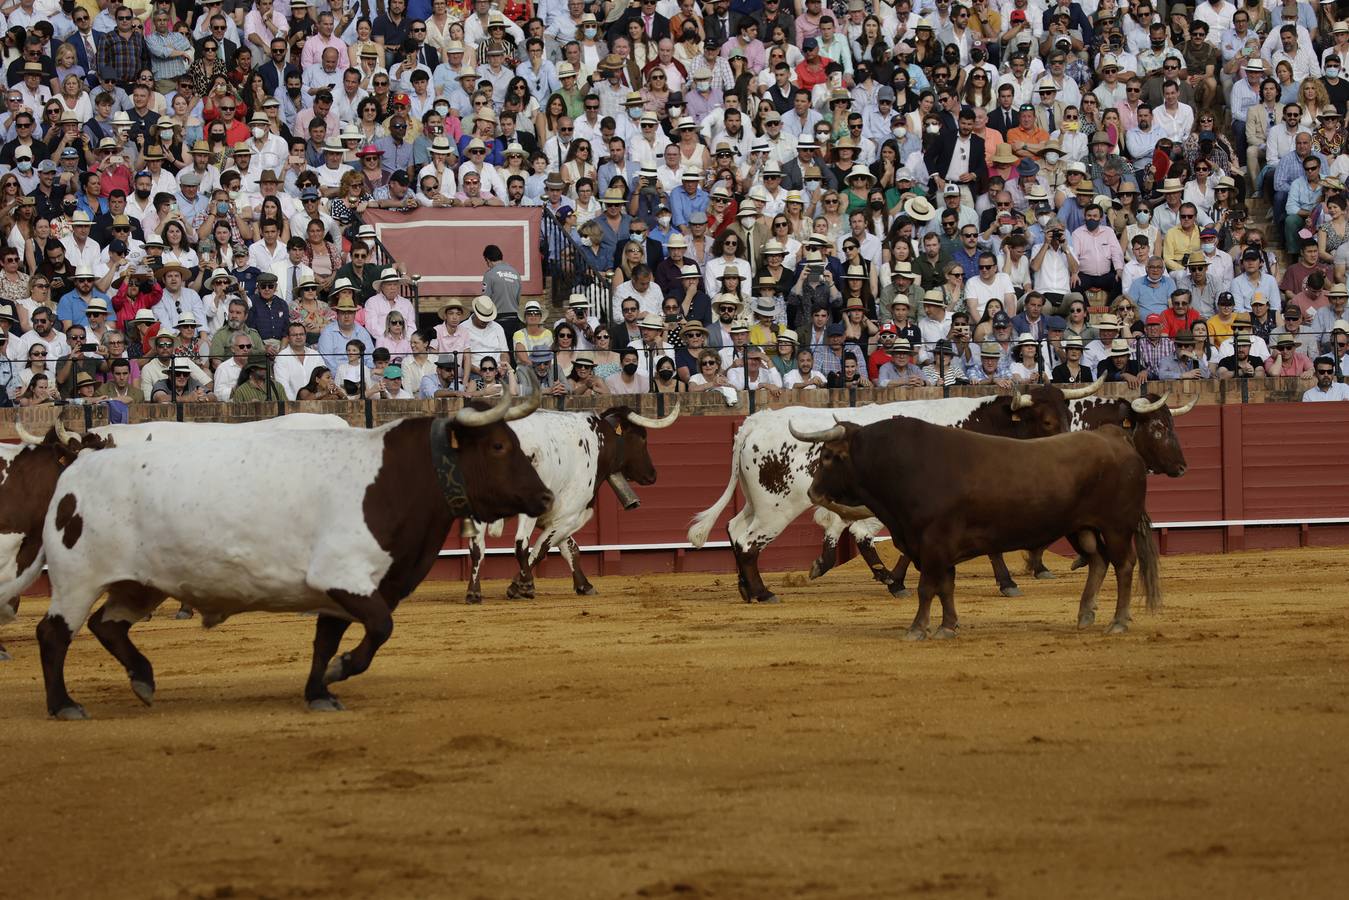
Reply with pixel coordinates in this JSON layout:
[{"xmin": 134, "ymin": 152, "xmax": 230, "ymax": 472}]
[{"xmin": 794, "ymin": 418, "xmax": 1165, "ymax": 639}]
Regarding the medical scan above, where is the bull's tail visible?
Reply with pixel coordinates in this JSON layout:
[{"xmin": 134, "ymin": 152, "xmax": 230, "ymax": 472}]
[
  {"xmin": 688, "ymin": 422, "xmax": 750, "ymax": 548},
  {"xmin": 1135, "ymin": 512, "xmax": 1163, "ymax": 613},
  {"xmin": 0, "ymin": 554, "xmax": 46, "ymax": 624}
]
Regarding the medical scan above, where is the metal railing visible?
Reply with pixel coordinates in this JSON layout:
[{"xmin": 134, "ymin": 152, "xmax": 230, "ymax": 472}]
[{"xmin": 540, "ymin": 208, "xmax": 612, "ymax": 326}]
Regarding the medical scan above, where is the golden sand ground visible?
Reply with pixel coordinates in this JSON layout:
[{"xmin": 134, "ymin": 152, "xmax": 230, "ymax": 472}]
[{"xmin": 1, "ymin": 546, "xmax": 1347, "ymax": 900}]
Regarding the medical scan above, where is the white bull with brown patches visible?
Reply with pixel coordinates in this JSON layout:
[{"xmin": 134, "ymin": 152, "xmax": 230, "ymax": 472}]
[
  {"xmin": 465, "ymin": 404, "xmax": 680, "ymax": 603},
  {"xmin": 688, "ymin": 382, "xmax": 1105, "ymax": 603},
  {"xmin": 34, "ymin": 387, "xmax": 554, "ymax": 719}
]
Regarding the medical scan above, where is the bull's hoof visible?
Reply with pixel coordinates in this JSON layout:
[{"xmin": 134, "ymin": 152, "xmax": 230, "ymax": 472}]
[
  {"xmin": 464, "ymin": 592, "xmax": 483, "ymax": 605},
  {"xmin": 324, "ymin": 653, "xmax": 350, "ymax": 685},
  {"xmin": 575, "ymin": 584, "xmax": 597, "ymax": 596},
  {"xmin": 51, "ymin": 704, "xmax": 89, "ymax": 721},
  {"xmin": 999, "ymin": 585, "xmax": 1023, "ymax": 598},
  {"xmin": 870, "ymin": 568, "xmax": 895, "ymax": 585},
  {"xmin": 903, "ymin": 627, "xmax": 928, "ymax": 642},
  {"xmin": 757, "ymin": 594, "xmax": 781, "ymax": 604},
  {"xmin": 1077, "ymin": 610, "xmax": 1096, "ymax": 630},
  {"xmin": 1105, "ymin": 621, "xmax": 1129, "ymax": 636},
  {"xmin": 888, "ymin": 584, "xmax": 910, "ymax": 598},
  {"xmin": 1070, "ymin": 555, "xmax": 1089, "ymax": 571},
  {"xmin": 0, "ymin": 648, "xmax": 11, "ymax": 662},
  {"xmin": 808, "ymin": 559, "xmax": 827, "ymax": 580},
  {"xmin": 505, "ymin": 582, "xmax": 535, "ymax": 601},
  {"xmin": 307, "ymin": 696, "xmax": 346, "ymax": 713},
  {"xmin": 130, "ymin": 679, "xmax": 155, "ymax": 706},
  {"xmin": 1034, "ymin": 569, "xmax": 1057, "ymax": 580},
  {"xmin": 173, "ymin": 608, "xmax": 194, "ymax": 620},
  {"xmin": 932, "ymin": 625, "xmax": 959, "ymax": 640}
]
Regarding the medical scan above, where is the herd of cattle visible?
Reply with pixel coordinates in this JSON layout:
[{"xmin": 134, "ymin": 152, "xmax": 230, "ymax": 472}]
[{"xmin": 0, "ymin": 371, "xmax": 1195, "ymax": 719}]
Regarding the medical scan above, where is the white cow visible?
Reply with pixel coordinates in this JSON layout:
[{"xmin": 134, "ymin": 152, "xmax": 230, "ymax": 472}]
[
  {"xmin": 465, "ymin": 404, "xmax": 680, "ymax": 603},
  {"xmin": 89, "ymin": 412, "xmax": 350, "ymax": 443},
  {"xmin": 33, "ymin": 388, "xmax": 554, "ymax": 719},
  {"xmin": 687, "ymin": 381, "xmax": 1103, "ymax": 603}
]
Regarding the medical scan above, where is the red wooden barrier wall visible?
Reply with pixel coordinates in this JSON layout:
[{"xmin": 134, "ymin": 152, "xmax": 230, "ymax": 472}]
[{"xmin": 435, "ymin": 402, "xmax": 1349, "ymax": 583}]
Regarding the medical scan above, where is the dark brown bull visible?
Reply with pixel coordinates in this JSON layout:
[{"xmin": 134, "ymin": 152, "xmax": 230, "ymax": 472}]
[
  {"xmin": 889, "ymin": 391, "xmax": 1197, "ymax": 593},
  {"xmin": 793, "ymin": 418, "xmax": 1165, "ymax": 639},
  {"xmin": 811, "ymin": 380, "xmax": 1106, "ymax": 598},
  {"xmin": 0, "ymin": 423, "xmax": 114, "ymax": 660}
]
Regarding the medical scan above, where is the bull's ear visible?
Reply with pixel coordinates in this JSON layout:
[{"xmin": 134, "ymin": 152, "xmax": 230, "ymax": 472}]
[
  {"xmin": 1010, "ymin": 412, "xmax": 1021, "ymax": 422},
  {"xmin": 613, "ymin": 423, "xmax": 623, "ymax": 435},
  {"xmin": 1122, "ymin": 418, "xmax": 1134, "ymax": 429}
]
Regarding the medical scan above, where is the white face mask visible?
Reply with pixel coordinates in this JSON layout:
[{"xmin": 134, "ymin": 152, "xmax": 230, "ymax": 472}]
[
  {"xmin": 669, "ymin": 105, "xmax": 682, "ymax": 116},
  {"xmin": 1136, "ymin": 210, "xmax": 1151, "ymax": 225},
  {"xmin": 1044, "ymin": 151, "xmax": 1060, "ymax": 164},
  {"xmin": 926, "ymin": 124, "xmax": 941, "ymax": 135},
  {"xmin": 696, "ymin": 80, "xmax": 710, "ymax": 92},
  {"xmin": 584, "ymin": 27, "xmax": 597, "ymax": 38},
  {"xmin": 1202, "ymin": 241, "xmax": 1216, "ymax": 254},
  {"xmin": 251, "ymin": 126, "xmax": 265, "ymax": 140},
  {"xmin": 1038, "ymin": 213, "xmax": 1051, "ymax": 225},
  {"xmin": 657, "ymin": 214, "xmax": 671, "ymax": 228},
  {"xmin": 892, "ymin": 127, "xmax": 906, "ymax": 139},
  {"xmin": 999, "ymin": 222, "xmax": 1012, "ymax": 235},
  {"xmin": 628, "ymin": 107, "xmax": 642, "ymax": 119}
]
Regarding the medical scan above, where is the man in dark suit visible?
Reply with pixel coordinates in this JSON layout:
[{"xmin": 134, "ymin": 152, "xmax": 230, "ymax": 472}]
[
  {"xmin": 614, "ymin": 0, "xmax": 671, "ymax": 43},
  {"xmin": 987, "ymin": 84, "xmax": 1019, "ymax": 139},
  {"xmin": 923, "ymin": 108, "xmax": 989, "ymax": 197},
  {"xmin": 704, "ymin": 0, "xmax": 736, "ymax": 47},
  {"xmin": 258, "ymin": 36, "xmax": 300, "ymax": 97},
  {"xmin": 62, "ymin": 8, "xmax": 103, "ymax": 86}
]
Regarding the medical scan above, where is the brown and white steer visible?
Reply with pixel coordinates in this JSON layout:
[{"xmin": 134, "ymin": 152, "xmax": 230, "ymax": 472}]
[
  {"xmin": 35, "ymin": 387, "xmax": 553, "ymax": 719},
  {"xmin": 0, "ymin": 423, "xmax": 113, "ymax": 661}
]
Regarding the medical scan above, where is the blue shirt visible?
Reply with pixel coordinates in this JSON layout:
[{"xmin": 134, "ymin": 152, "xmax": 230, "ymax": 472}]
[
  {"xmin": 1126, "ymin": 274, "xmax": 1176, "ymax": 318},
  {"xmin": 1275, "ymin": 151, "xmax": 1328, "ymax": 194},
  {"xmin": 1228, "ymin": 271, "xmax": 1279, "ymax": 314},
  {"xmin": 317, "ymin": 322, "xmax": 375, "ymax": 372},
  {"xmin": 950, "ymin": 245, "xmax": 981, "ymax": 280},
  {"xmin": 669, "ymin": 186, "xmax": 710, "ymax": 229},
  {"xmin": 56, "ymin": 288, "xmax": 110, "ymax": 328}
]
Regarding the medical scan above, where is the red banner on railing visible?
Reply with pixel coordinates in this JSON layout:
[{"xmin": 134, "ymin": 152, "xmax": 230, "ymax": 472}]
[{"xmin": 362, "ymin": 207, "xmax": 542, "ymax": 297}]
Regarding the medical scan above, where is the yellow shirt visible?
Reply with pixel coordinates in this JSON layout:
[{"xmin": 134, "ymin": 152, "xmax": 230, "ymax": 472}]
[
  {"xmin": 1162, "ymin": 225, "xmax": 1201, "ymax": 271},
  {"xmin": 1206, "ymin": 313, "xmax": 1235, "ymax": 346}
]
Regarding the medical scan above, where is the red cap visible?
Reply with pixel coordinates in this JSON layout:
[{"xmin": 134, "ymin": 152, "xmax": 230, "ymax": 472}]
[
  {"xmin": 879, "ymin": 322, "xmax": 898, "ymax": 335},
  {"xmin": 392, "ymin": 92, "xmax": 411, "ymax": 106},
  {"xmin": 1010, "ymin": 10, "xmax": 1027, "ymax": 22},
  {"xmin": 1145, "ymin": 313, "xmax": 1163, "ymax": 325}
]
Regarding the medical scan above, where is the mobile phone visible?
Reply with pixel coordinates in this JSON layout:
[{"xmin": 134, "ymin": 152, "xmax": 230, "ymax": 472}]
[{"xmin": 82, "ymin": 342, "xmax": 97, "ymax": 353}]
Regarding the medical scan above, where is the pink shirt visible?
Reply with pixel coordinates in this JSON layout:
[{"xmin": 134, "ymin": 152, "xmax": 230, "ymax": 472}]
[
  {"xmin": 1264, "ymin": 352, "xmax": 1313, "ymax": 377},
  {"xmin": 1071, "ymin": 224, "xmax": 1126, "ymax": 276},
  {"xmin": 358, "ymin": 292, "xmax": 416, "ymax": 334},
  {"xmin": 433, "ymin": 323, "xmax": 471, "ymax": 356},
  {"xmin": 301, "ymin": 34, "xmax": 349, "ymax": 69}
]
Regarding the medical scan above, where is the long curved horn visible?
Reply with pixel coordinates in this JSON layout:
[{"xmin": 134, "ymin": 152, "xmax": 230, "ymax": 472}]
[
  {"xmin": 1060, "ymin": 372, "xmax": 1107, "ymax": 400},
  {"xmin": 13, "ymin": 421, "xmax": 43, "ymax": 445},
  {"xmin": 1010, "ymin": 385, "xmax": 1035, "ymax": 410},
  {"xmin": 1131, "ymin": 393, "xmax": 1170, "ymax": 414},
  {"xmin": 504, "ymin": 366, "xmax": 542, "ymax": 421},
  {"xmin": 789, "ymin": 422, "xmax": 847, "ymax": 443},
  {"xmin": 54, "ymin": 419, "xmax": 75, "ymax": 445},
  {"xmin": 452, "ymin": 379, "xmax": 514, "ymax": 427},
  {"xmin": 624, "ymin": 403, "xmax": 681, "ymax": 429},
  {"xmin": 1168, "ymin": 393, "xmax": 1199, "ymax": 417}
]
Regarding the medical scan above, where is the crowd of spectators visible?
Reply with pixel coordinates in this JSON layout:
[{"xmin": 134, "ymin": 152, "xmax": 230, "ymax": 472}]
[{"xmin": 2, "ymin": 0, "xmax": 1349, "ymax": 408}]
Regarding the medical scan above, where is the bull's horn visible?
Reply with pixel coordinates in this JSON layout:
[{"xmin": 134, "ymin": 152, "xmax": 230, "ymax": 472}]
[
  {"xmin": 54, "ymin": 419, "xmax": 75, "ymax": 445},
  {"xmin": 504, "ymin": 366, "xmax": 542, "ymax": 421},
  {"xmin": 1010, "ymin": 386, "xmax": 1035, "ymax": 410},
  {"xmin": 452, "ymin": 379, "xmax": 515, "ymax": 427},
  {"xmin": 13, "ymin": 422, "xmax": 43, "ymax": 445},
  {"xmin": 1060, "ymin": 373, "xmax": 1106, "ymax": 401},
  {"xmin": 1131, "ymin": 393, "xmax": 1170, "ymax": 414},
  {"xmin": 624, "ymin": 403, "xmax": 681, "ymax": 429},
  {"xmin": 1169, "ymin": 393, "xmax": 1199, "ymax": 417},
  {"xmin": 789, "ymin": 422, "xmax": 846, "ymax": 443}
]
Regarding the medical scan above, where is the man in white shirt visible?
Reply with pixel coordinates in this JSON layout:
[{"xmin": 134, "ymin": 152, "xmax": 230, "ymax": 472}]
[
  {"xmin": 1152, "ymin": 80, "xmax": 1194, "ymax": 141},
  {"xmin": 1303, "ymin": 358, "xmax": 1349, "ymax": 401},
  {"xmin": 464, "ymin": 295, "xmax": 509, "ymax": 371},
  {"xmin": 212, "ymin": 330, "xmax": 254, "ymax": 402},
  {"xmin": 611, "ymin": 265, "xmax": 664, "ymax": 319},
  {"xmin": 61, "ymin": 212, "xmax": 103, "ymax": 271},
  {"xmin": 248, "ymin": 219, "xmax": 288, "ymax": 273},
  {"xmin": 272, "ymin": 321, "xmax": 324, "ymax": 400}
]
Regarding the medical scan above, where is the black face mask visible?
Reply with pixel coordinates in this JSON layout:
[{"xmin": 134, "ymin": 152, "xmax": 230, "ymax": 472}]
[
  {"xmin": 288, "ymin": 87, "xmax": 301, "ymax": 97},
  {"xmin": 622, "ymin": 362, "xmax": 639, "ymax": 376},
  {"xmin": 135, "ymin": 188, "xmax": 150, "ymax": 200},
  {"xmin": 657, "ymin": 369, "xmax": 674, "ymax": 380},
  {"xmin": 870, "ymin": 199, "xmax": 884, "ymax": 210}
]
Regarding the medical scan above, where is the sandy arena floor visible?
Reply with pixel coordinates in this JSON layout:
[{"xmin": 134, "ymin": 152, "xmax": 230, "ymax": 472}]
[{"xmin": 1, "ymin": 546, "xmax": 1347, "ymax": 900}]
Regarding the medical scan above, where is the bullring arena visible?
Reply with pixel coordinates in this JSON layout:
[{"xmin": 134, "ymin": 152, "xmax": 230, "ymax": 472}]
[{"xmin": 2, "ymin": 390, "xmax": 1348, "ymax": 899}]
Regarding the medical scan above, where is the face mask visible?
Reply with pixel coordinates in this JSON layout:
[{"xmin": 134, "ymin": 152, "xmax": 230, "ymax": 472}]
[
  {"xmin": 1085, "ymin": 219, "xmax": 1100, "ymax": 231},
  {"xmin": 657, "ymin": 214, "xmax": 672, "ymax": 229},
  {"xmin": 999, "ymin": 222, "xmax": 1012, "ymax": 235},
  {"xmin": 16, "ymin": 160, "xmax": 30, "ymax": 172},
  {"xmin": 805, "ymin": 179, "xmax": 820, "ymax": 192},
  {"xmin": 1150, "ymin": 39, "xmax": 1163, "ymax": 49},
  {"xmin": 628, "ymin": 107, "xmax": 642, "ymax": 119},
  {"xmin": 287, "ymin": 87, "xmax": 301, "ymax": 97},
  {"xmin": 870, "ymin": 199, "xmax": 884, "ymax": 210},
  {"xmin": 1330, "ymin": 68, "xmax": 1342, "ymax": 80},
  {"xmin": 584, "ymin": 26, "xmax": 597, "ymax": 38},
  {"xmin": 669, "ymin": 105, "xmax": 682, "ymax": 116},
  {"xmin": 658, "ymin": 369, "xmax": 674, "ymax": 380},
  {"xmin": 252, "ymin": 126, "xmax": 265, "ymax": 140},
  {"xmin": 696, "ymin": 80, "xmax": 710, "ymax": 91},
  {"xmin": 1202, "ymin": 241, "xmax": 1216, "ymax": 254},
  {"xmin": 622, "ymin": 362, "xmax": 638, "ymax": 376},
  {"xmin": 434, "ymin": 103, "xmax": 449, "ymax": 116},
  {"xmin": 1044, "ymin": 151, "xmax": 1060, "ymax": 164},
  {"xmin": 135, "ymin": 188, "xmax": 150, "ymax": 200},
  {"xmin": 1136, "ymin": 210, "xmax": 1151, "ymax": 225},
  {"xmin": 1038, "ymin": 213, "xmax": 1051, "ymax": 225},
  {"xmin": 892, "ymin": 127, "xmax": 906, "ymax": 139},
  {"xmin": 926, "ymin": 124, "xmax": 941, "ymax": 134}
]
